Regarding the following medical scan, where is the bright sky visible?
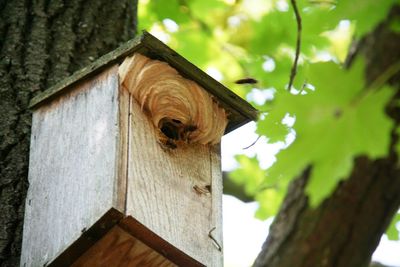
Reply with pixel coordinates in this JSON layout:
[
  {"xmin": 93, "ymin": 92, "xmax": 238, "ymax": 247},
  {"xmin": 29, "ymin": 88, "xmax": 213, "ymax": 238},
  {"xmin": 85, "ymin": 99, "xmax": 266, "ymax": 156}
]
[{"xmin": 221, "ymin": 123, "xmax": 400, "ymax": 267}]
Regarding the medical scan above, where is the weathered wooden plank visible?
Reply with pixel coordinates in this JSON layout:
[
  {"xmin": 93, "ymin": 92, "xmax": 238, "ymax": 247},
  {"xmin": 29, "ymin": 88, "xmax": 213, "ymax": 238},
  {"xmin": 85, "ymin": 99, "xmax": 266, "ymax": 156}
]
[
  {"xmin": 126, "ymin": 97, "xmax": 222, "ymax": 266},
  {"xmin": 209, "ymin": 144, "xmax": 224, "ymax": 267},
  {"xmin": 114, "ymin": 86, "xmax": 130, "ymax": 212},
  {"xmin": 72, "ymin": 226, "xmax": 175, "ymax": 267},
  {"xmin": 48, "ymin": 209, "xmax": 124, "ymax": 267},
  {"xmin": 119, "ymin": 214, "xmax": 205, "ymax": 267},
  {"xmin": 48, "ymin": 208, "xmax": 205, "ymax": 267},
  {"xmin": 29, "ymin": 36, "xmax": 145, "ymax": 109},
  {"xmin": 21, "ymin": 65, "xmax": 121, "ymax": 267}
]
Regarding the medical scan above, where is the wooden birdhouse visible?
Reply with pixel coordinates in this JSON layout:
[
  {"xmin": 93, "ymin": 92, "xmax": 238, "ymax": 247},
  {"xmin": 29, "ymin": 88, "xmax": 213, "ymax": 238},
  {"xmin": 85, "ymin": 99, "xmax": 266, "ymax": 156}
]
[{"xmin": 21, "ymin": 31, "xmax": 257, "ymax": 267}]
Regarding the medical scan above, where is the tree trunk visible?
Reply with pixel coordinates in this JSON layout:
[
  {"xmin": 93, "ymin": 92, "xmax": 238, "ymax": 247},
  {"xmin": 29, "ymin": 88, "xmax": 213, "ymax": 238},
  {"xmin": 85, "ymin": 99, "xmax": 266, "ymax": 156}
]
[
  {"xmin": 254, "ymin": 6, "xmax": 400, "ymax": 267},
  {"xmin": 0, "ymin": 1, "xmax": 137, "ymax": 266}
]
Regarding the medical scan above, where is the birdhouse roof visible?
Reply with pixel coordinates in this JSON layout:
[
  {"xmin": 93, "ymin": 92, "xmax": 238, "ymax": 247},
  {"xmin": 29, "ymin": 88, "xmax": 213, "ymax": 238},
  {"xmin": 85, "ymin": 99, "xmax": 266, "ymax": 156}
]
[{"xmin": 30, "ymin": 31, "xmax": 257, "ymax": 133}]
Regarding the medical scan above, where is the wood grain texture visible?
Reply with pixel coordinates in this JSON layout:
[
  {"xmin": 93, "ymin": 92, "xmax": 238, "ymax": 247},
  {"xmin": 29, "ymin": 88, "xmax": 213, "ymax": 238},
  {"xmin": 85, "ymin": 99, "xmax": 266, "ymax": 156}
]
[
  {"xmin": 118, "ymin": 214, "xmax": 205, "ymax": 267},
  {"xmin": 48, "ymin": 208, "xmax": 206, "ymax": 267},
  {"xmin": 48, "ymin": 209, "xmax": 125, "ymax": 267},
  {"xmin": 126, "ymin": 97, "xmax": 223, "ymax": 266},
  {"xmin": 210, "ymin": 144, "xmax": 223, "ymax": 267},
  {"xmin": 21, "ymin": 65, "xmax": 121, "ymax": 266},
  {"xmin": 72, "ymin": 226, "xmax": 175, "ymax": 267},
  {"xmin": 29, "ymin": 36, "xmax": 144, "ymax": 109},
  {"xmin": 115, "ymin": 85, "xmax": 130, "ymax": 212}
]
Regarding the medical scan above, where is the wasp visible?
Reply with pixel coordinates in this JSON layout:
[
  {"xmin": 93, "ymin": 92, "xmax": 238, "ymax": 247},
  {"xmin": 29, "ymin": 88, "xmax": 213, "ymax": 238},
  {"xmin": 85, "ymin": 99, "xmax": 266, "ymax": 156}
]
[
  {"xmin": 159, "ymin": 118, "xmax": 198, "ymax": 149},
  {"xmin": 234, "ymin": 77, "xmax": 258, "ymax": 85}
]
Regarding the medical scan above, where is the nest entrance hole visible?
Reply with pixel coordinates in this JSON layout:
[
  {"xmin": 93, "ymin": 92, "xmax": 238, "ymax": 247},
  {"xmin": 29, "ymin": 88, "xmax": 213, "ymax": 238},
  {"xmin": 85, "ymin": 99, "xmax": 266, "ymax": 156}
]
[
  {"xmin": 159, "ymin": 118, "xmax": 198, "ymax": 142},
  {"xmin": 160, "ymin": 119, "xmax": 182, "ymax": 140}
]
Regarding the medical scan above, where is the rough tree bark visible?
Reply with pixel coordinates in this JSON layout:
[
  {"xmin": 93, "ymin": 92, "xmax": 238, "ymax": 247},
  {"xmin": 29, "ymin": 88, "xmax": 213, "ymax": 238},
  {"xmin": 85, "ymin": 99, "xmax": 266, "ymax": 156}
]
[
  {"xmin": 0, "ymin": 1, "xmax": 137, "ymax": 266},
  {"xmin": 254, "ymin": 6, "xmax": 400, "ymax": 267}
]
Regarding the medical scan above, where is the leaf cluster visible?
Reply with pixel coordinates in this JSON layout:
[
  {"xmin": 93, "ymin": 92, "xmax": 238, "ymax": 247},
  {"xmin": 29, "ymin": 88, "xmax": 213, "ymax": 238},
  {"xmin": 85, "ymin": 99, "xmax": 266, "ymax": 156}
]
[{"xmin": 139, "ymin": 0, "xmax": 400, "ymax": 239}]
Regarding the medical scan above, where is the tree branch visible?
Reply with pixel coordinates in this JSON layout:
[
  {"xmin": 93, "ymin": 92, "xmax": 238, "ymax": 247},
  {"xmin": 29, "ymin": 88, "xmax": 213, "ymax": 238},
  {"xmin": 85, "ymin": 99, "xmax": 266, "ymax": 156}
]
[{"xmin": 288, "ymin": 0, "xmax": 302, "ymax": 92}]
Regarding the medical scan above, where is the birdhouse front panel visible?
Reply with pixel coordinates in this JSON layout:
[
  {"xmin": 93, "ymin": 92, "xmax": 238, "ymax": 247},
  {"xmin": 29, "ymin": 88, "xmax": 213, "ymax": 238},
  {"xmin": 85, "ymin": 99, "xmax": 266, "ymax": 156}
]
[{"xmin": 118, "ymin": 53, "xmax": 224, "ymax": 266}]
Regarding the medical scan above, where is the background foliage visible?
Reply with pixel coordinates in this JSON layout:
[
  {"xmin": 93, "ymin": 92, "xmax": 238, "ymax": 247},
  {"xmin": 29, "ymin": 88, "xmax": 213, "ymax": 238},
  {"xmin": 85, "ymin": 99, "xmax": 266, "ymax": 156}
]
[{"xmin": 138, "ymin": 0, "xmax": 400, "ymax": 240}]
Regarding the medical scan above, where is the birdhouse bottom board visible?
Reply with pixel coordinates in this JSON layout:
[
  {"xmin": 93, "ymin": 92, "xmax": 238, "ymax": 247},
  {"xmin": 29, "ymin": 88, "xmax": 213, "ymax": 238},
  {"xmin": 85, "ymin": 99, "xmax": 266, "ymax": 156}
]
[
  {"xmin": 22, "ymin": 61, "xmax": 222, "ymax": 266},
  {"xmin": 49, "ymin": 208, "xmax": 205, "ymax": 267}
]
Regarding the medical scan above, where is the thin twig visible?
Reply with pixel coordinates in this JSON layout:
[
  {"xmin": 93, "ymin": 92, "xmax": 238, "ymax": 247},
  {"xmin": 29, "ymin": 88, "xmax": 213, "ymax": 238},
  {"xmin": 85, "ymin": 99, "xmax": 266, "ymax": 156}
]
[
  {"xmin": 243, "ymin": 135, "xmax": 261, "ymax": 150},
  {"xmin": 288, "ymin": 0, "xmax": 302, "ymax": 92}
]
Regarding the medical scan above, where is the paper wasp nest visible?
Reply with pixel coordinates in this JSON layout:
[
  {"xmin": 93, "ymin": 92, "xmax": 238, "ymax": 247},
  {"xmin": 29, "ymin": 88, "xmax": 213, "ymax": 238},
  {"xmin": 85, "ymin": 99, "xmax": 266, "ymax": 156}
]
[{"xmin": 119, "ymin": 53, "xmax": 228, "ymax": 145}]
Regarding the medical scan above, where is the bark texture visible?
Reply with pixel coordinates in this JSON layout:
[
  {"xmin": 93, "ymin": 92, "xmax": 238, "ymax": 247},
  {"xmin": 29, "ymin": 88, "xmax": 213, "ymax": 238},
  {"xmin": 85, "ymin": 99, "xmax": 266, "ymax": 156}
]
[
  {"xmin": 0, "ymin": 1, "xmax": 137, "ymax": 265},
  {"xmin": 254, "ymin": 6, "xmax": 400, "ymax": 267}
]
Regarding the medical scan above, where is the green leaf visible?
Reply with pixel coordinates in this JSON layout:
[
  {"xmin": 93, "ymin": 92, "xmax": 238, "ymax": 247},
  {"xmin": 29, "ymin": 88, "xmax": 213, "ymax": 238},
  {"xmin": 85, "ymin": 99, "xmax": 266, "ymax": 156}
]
[
  {"xmin": 390, "ymin": 17, "xmax": 400, "ymax": 33},
  {"xmin": 230, "ymin": 155, "xmax": 266, "ymax": 195},
  {"xmin": 255, "ymin": 60, "xmax": 394, "ymax": 209},
  {"xmin": 148, "ymin": 0, "xmax": 190, "ymax": 23},
  {"xmin": 257, "ymin": 112, "xmax": 290, "ymax": 143},
  {"xmin": 386, "ymin": 213, "xmax": 400, "ymax": 241},
  {"xmin": 171, "ymin": 30, "xmax": 216, "ymax": 67},
  {"xmin": 248, "ymin": 5, "xmax": 329, "ymax": 57},
  {"xmin": 255, "ymin": 187, "xmax": 287, "ymax": 219},
  {"xmin": 327, "ymin": 0, "xmax": 398, "ymax": 37},
  {"xmin": 187, "ymin": 0, "xmax": 230, "ymax": 27},
  {"xmin": 139, "ymin": 0, "xmax": 397, "ymax": 218},
  {"xmin": 305, "ymin": 71, "xmax": 394, "ymax": 205},
  {"xmin": 138, "ymin": 1, "xmax": 159, "ymax": 31},
  {"xmin": 249, "ymin": 10, "xmax": 296, "ymax": 55},
  {"xmin": 244, "ymin": 54, "xmax": 305, "ymax": 91}
]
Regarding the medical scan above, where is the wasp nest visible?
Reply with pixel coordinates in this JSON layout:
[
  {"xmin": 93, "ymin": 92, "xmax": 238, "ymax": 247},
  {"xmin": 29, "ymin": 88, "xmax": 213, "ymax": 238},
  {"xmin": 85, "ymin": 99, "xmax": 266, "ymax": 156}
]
[{"xmin": 119, "ymin": 53, "xmax": 228, "ymax": 145}]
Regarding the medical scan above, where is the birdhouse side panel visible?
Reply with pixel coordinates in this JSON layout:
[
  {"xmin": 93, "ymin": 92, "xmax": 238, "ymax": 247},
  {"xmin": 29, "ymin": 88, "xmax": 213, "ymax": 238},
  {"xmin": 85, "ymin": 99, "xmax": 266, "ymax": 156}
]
[
  {"xmin": 21, "ymin": 65, "xmax": 122, "ymax": 266},
  {"xmin": 126, "ymin": 98, "xmax": 223, "ymax": 266}
]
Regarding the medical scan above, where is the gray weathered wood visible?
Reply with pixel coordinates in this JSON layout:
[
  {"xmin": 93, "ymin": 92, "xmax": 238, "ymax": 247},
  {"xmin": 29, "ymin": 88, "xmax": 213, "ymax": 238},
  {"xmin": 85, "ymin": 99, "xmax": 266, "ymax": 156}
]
[
  {"xmin": 21, "ymin": 65, "xmax": 121, "ymax": 266},
  {"xmin": 210, "ymin": 144, "xmax": 223, "ymax": 266},
  {"xmin": 126, "ymin": 97, "xmax": 223, "ymax": 266},
  {"xmin": 29, "ymin": 37, "xmax": 144, "ymax": 109},
  {"xmin": 114, "ymin": 85, "xmax": 130, "ymax": 212}
]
